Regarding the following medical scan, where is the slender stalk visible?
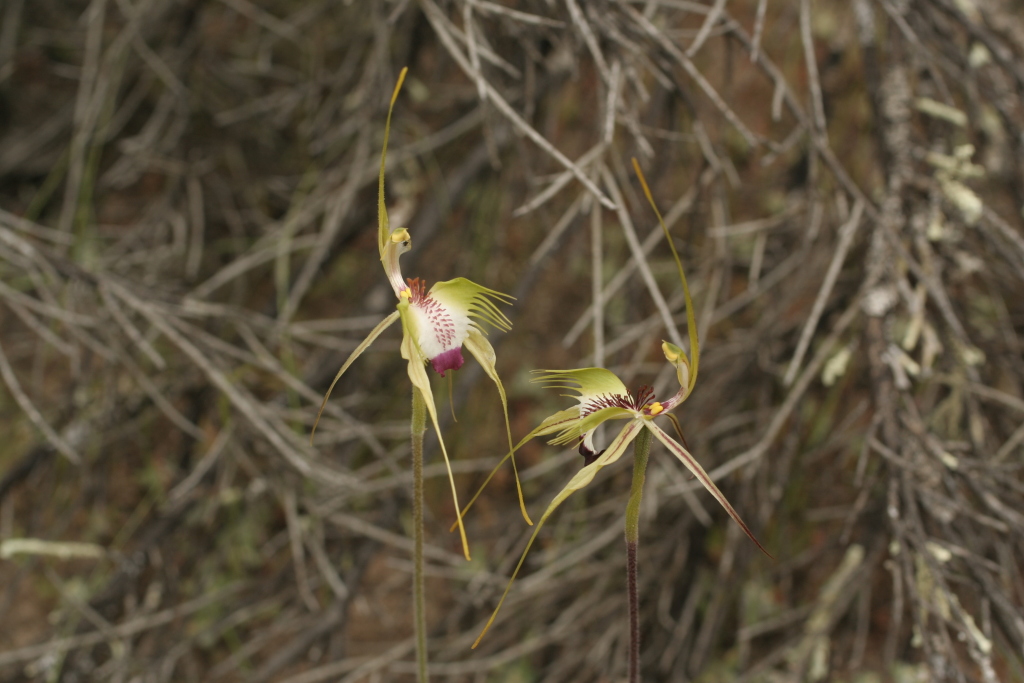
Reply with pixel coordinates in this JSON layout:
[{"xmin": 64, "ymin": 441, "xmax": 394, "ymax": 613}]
[
  {"xmin": 624, "ymin": 427, "xmax": 652, "ymax": 683},
  {"xmin": 411, "ymin": 388, "xmax": 429, "ymax": 683}
]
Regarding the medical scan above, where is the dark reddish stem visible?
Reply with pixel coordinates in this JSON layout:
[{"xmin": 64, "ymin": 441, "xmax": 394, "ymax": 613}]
[
  {"xmin": 627, "ymin": 539, "xmax": 640, "ymax": 683},
  {"xmin": 624, "ymin": 427, "xmax": 651, "ymax": 683}
]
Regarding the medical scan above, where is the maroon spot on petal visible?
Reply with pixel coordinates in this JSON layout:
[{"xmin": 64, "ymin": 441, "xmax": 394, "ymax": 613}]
[
  {"xmin": 583, "ymin": 385, "xmax": 656, "ymax": 417},
  {"xmin": 578, "ymin": 440, "xmax": 605, "ymax": 467},
  {"xmin": 430, "ymin": 347, "xmax": 464, "ymax": 377}
]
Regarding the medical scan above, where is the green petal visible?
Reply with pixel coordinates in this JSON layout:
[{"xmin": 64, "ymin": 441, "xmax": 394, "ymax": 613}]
[
  {"xmin": 646, "ymin": 421, "xmax": 771, "ymax": 558},
  {"xmin": 464, "ymin": 328, "xmax": 532, "ymax": 525},
  {"xmin": 528, "ymin": 407, "xmax": 584, "ymax": 439},
  {"xmin": 378, "ymin": 68, "xmax": 408, "ymax": 261},
  {"xmin": 472, "ymin": 420, "xmax": 644, "ymax": 648},
  {"xmin": 533, "ymin": 368, "xmax": 630, "ymax": 402},
  {"xmin": 310, "ymin": 311, "xmax": 399, "ymax": 444},
  {"xmin": 429, "ymin": 277, "xmax": 514, "ymax": 333},
  {"xmin": 547, "ymin": 406, "xmax": 634, "ymax": 446},
  {"xmin": 399, "ymin": 305, "xmax": 472, "ymax": 561}
]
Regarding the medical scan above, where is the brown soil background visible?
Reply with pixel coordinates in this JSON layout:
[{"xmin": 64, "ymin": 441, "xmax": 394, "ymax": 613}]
[{"xmin": 1, "ymin": 0, "xmax": 1023, "ymax": 681}]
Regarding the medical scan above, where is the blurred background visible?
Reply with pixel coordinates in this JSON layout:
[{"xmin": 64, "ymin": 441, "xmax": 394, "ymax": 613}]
[{"xmin": 1, "ymin": 0, "xmax": 1023, "ymax": 680}]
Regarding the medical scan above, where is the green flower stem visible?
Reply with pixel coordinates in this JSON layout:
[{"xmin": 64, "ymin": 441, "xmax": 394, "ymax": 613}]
[
  {"xmin": 411, "ymin": 387, "xmax": 429, "ymax": 683},
  {"xmin": 625, "ymin": 427, "xmax": 651, "ymax": 683}
]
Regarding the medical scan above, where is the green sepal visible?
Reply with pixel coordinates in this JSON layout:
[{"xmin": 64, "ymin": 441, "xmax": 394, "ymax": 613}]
[
  {"xmin": 378, "ymin": 68, "xmax": 408, "ymax": 261},
  {"xmin": 450, "ymin": 406, "xmax": 581, "ymax": 533},
  {"xmin": 547, "ymin": 406, "xmax": 634, "ymax": 446},
  {"xmin": 464, "ymin": 328, "xmax": 532, "ymax": 525},
  {"xmin": 310, "ymin": 311, "xmax": 400, "ymax": 443},
  {"xmin": 472, "ymin": 420, "xmax": 644, "ymax": 648},
  {"xmin": 398, "ymin": 302, "xmax": 472, "ymax": 561},
  {"xmin": 632, "ymin": 159, "xmax": 700, "ymax": 394},
  {"xmin": 646, "ymin": 421, "xmax": 770, "ymax": 558}
]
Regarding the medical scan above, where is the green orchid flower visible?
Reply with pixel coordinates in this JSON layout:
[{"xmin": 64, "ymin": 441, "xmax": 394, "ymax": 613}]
[
  {"xmin": 471, "ymin": 160, "xmax": 770, "ymax": 648},
  {"xmin": 311, "ymin": 68, "xmax": 531, "ymax": 562}
]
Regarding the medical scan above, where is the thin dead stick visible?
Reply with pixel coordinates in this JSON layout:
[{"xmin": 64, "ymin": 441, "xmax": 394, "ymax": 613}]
[
  {"xmin": 423, "ymin": 0, "xmax": 521, "ymax": 77},
  {"xmin": 566, "ymin": 0, "xmax": 611, "ymax": 82},
  {"xmin": 751, "ymin": 0, "xmax": 768, "ymax": 61},
  {"xmin": 109, "ymin": 282, "xmax": 353, "ymax": 486},
  {"xmin": 563, "ymin": 168, "xmax": 711, "ymax": 347},
  {"xmin": 686, "ymin": 0, "xmax": 727, "ymax": 57},
  {"xmin": 99, "ymin": 282, "xmax": 166, "ymax": 368},
  {"xmin": 0, "ymin": 338, "xmax": 81, "ymax": 464},
  {"xmin": 625, "ymin": 5, "xmax": 760, "ymax": 148},
  {"xmin": 686, "ymin": 297, "xmax": 861, "ymax": 488},
  {"xmin": 280, "ymin": 136, "xmax": 371, "ymax": 323},
  {"xmin": 525, "ymin": 193, "xmax": 585, "ymax": 268},
  {"xmin": 800, "ymin": 0, "xmax": 827, "ymax": 135},
  {"xmin": 783, "ymin": 198, "xmax": 864, "ymax": 386},
  {"xmin": 514, "ymin": 143, "xmax": 607, "ymax": 217},
  {"xmin": 473, "ymin": 1, "xmax": 566, "ymax": 27},
  {"xmin": 2, "ymin": 298, "xmax": 78, "ymax": 359},
  {"xmin": 57, "ymin": 0, "xmax": 108, "ymax": 234},
  {"xmin": 421, "ymin": 0, "xmax": 617, "ymax": 210},
  {"xmin": 217, "ymin": 0, "xmax": 301, "ymax": 42},
  {"xmin": 283, "ymin": 488, "xmax": 320, "ymax": 612},
  {"xmin": 0, "ymin": 582, "xmax": 248, "ymax": 666}
]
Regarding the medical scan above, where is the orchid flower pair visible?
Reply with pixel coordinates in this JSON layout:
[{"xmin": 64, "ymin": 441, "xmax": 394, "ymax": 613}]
[
  {"xmin": 310, "ymin": 68, "xmax": 769, "ymax": 664},
  {"xmin": 311, "ymin": 68, "xmax": 530, "ymax": 563}
]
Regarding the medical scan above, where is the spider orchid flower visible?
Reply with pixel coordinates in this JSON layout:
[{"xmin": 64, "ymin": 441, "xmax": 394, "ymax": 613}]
[
  {"xmin": 472, "ymin": 356, "xmax": 771, "ymax": 646},
  {"xmin": 311, "ymin": 68, "xmax": 531, "ymax": 562},
  {"xmin": 471, "ymin": 160, "xmax": 770, "ymax": 648}
]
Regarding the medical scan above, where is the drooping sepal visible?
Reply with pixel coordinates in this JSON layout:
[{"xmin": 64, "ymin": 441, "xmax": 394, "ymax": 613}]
[
  {"xmin": 450, "ymin": 406, "xmax": 582, "ymax": 533},
  {"xmin": 464, "ymin": 329, "xmax": 532, "ymax": 525},
  {"xmin": 399, "ymin": 302, "xmax": 472, "ymax": 561},
  {"xmin": 311, "ymin": 311, "xmax": 400, "ymax": 443},
  {"xmin": 646, "ymin": 421, "xmax": 771, "ymax": 558},
  {"xmin": 472, "ymin": 419, "xmax": 645, "ymax": 648}
]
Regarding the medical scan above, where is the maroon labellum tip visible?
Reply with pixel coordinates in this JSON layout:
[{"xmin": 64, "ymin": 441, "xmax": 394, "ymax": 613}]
[{"xmin": 430, "ymin": 347, "xmax": 465, "ymax": 377}]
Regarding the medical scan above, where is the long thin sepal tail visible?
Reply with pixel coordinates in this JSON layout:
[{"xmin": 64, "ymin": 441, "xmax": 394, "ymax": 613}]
[
  {"xmin": 646, "ymin": 421, "xmax": 771, "ymax": 558},
  {"xmin": 399, "ymin": 306, "xmax": 472, "ymax": 560},
  {"xmin": 464, "ymin": 329, "xmax": 532, "ymax": 525},
  {"xmin": 311, "ymin": 311, "xmax": 400, "ymax": 444},
  {"xmin": 378, "ymin": 67, "xmax": 408, "ymax": 260},
  {"xmin": 632, "ymin": 159, "xmax": 699, "ymax": 393},
  {"xmin": 472, "ymin": 420, "xmax": 644, "ymax": 648},
  {"xmin": 450, "ymin": 407, "xmax": 581, "ymax": 532}
]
